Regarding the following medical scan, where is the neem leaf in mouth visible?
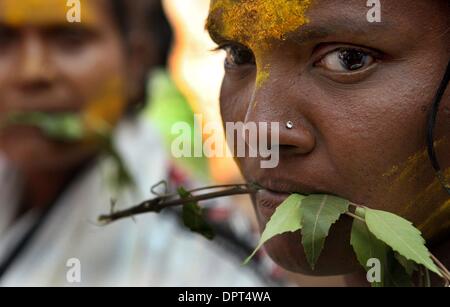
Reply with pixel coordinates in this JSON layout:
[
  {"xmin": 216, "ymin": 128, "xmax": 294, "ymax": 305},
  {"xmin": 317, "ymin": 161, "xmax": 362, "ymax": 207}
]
[
  {"xmin": 351, "ymin": 207, "xmax": 390, "ymax": 287},
  {"xmin": 2, "ymin": 112, "xmax": 85, "ymax": 141},
  {"xmin": 301, "ymin": 194, "xmax": 349, "ymax": 270},
  {"xmin": 1, "ymin": 111, "xmax": 134, "ymax": 188},
  {"xmin": 364, "ymin": 208, "xmax": 442, "ymax": 277},
  {"xmin": 244, "ymin": 193, "xmax": 305, "ymax": 264}
]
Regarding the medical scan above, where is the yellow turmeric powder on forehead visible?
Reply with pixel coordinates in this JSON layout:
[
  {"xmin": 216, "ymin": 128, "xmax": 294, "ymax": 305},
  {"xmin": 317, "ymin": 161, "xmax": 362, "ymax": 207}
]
[
  {"xmin": 0, "ymin": 0, "xmax": 93, "ymax": 26},
  {"xmin": 208, "ymin": 0, "xmax": 312, "ymax": 48}
]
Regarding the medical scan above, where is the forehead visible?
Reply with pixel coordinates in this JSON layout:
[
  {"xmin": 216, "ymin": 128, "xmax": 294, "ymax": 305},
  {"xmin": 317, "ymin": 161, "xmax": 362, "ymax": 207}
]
[
  {"xmin": 0, "ymin": 0, "xmax": 99, "ymax": 26},
  {"xmin": 207, "ymin": 0, "xmax": 312, "ymax": 47}
]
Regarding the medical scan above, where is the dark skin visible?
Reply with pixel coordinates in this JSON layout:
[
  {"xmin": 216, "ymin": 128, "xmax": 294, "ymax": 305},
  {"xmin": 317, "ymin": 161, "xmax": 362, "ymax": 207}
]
[
  {"xmin": 0, "ymin": 0, "xmax": 152, "ymax": 216},
  {"xmin": 207, "ymin": 0, "xmax": 450, "ymax": 281}
]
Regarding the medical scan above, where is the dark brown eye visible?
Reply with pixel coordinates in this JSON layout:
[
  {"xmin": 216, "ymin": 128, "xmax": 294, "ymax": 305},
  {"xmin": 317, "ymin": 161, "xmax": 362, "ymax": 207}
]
[
  {"xmin": 0, "ymin": 25, "xmax": 17, "ymax": 48},
  {"xmin": 48, "ymin": 27, "xmax": 94, "ymax": 51},
  {"xmin": 223, "ymin": 44, "xmax": 255, "ymax": 68},
  {"xmin": 317, "ymin": 48, "xmax": 375, "ymax": 72}
]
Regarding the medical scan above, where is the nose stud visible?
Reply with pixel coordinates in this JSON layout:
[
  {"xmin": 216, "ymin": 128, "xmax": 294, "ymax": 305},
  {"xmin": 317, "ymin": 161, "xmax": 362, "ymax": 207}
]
[{"xmin": 286, "ymin": 121, "xmax": 294, "ymax": 129}]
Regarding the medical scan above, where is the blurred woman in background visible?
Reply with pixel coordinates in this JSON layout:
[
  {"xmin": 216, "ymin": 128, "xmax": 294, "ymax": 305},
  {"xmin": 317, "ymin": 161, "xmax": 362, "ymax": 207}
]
[{"xmin": 0, "ymin": 0, "xmax": 267, "ymax": 286}]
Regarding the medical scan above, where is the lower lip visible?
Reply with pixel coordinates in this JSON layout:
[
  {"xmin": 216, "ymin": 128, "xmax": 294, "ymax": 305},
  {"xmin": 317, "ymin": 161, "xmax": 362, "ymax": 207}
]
[{"xmin": 255, "ymin": 189, "xmax": 290, "ymax": 220}]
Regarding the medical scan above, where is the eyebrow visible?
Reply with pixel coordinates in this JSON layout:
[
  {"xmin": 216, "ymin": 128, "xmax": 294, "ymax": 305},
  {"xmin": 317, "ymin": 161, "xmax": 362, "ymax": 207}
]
[{"xmin": 289, "ymin": 19, "xmax": 394, "ymax": 45}]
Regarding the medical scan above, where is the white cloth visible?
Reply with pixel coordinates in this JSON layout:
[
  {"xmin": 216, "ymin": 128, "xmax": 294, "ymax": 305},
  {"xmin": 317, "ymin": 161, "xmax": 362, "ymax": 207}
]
[{"xmin": 0, "ymin": 118, "xmax": 264, "ymax": 286}]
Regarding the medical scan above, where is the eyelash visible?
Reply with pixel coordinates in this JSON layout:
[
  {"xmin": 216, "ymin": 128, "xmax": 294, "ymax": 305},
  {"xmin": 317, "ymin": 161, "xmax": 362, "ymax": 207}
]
[{"xmin": 214, "ymin": 43, "xmax": 255, "ymax": 68}]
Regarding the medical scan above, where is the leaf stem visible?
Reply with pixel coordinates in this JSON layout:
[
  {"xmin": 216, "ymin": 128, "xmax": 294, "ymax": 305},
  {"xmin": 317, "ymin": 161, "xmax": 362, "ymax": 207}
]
[
  {"xmin": 345, "ymin": 211, "xmax": 366, "ymax": 222},
  {"xmin": 349, "ymin": 202, "xmax": 364, "ymax": 209}
]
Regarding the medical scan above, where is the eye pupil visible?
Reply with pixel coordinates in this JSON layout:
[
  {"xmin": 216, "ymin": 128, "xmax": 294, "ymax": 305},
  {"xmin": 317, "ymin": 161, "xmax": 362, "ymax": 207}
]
[{"xmin": 338, "ymin": 49, "xmax": 366, "ymax": 71}]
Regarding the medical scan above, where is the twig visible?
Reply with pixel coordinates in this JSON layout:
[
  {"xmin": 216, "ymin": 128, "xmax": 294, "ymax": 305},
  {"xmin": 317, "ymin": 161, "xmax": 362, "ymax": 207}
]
[
  {"xmin": 98, "ymin": 184, "xmax": 259, "ymax": 224},
  {"xmin": 430, "ymin": 253, "xmax": 450, "ymax": 281},
  {"xmin": 188, "ymin": 183, "xmax": 252, "ymax": 194}
]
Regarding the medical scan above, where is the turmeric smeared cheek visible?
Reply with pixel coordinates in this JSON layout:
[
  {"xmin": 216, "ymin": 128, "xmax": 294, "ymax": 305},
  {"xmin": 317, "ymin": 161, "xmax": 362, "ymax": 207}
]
[
  {"xmin": 0, "ymin": 0, "xmax": 94, "ymax": 26},
  {"xmin": 418, "ymin": 168, "xmax": 450, "ymax": 238},
  {"xmin": 81, "ymin": 76, "xmax": 127, "ymax": 140},
  {"xmin": 208, "ymin": 0, "xmax": 312, "ymax": 88},
  {"xmin": 383, "ymin": 139, "xmax": 450, "ymax": 239}
]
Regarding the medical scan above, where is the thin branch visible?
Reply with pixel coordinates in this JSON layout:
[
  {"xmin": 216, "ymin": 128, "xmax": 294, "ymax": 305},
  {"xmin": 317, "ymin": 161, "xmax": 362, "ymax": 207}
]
[
  {"xmin": 188, "ymin": 183, "xmax": 252, "ymax": 194},
  {"xmin": 149, "ymin": 182, "xmax": 254, "ymax": 199},
  {"xmin": 98, "ymin": 184, "xmax": 259, "ymax": 224},
  {"xmin": 430, "ymin": 253, "xmax": 450, "ymax": 281}
]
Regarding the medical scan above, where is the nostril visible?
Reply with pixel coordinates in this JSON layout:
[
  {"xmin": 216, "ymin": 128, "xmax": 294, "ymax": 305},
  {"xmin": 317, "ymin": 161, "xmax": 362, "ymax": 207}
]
[
  {"xmin": 279, "ymin": 143, "xmax": 315, "ymax": 156},
  {"xmin": 278, "ymin": 123, "xmax": 316, "ymax": 155},
  {"xmin": 279, "ymin": 144, "xmax": 299, "ymax": 152}
]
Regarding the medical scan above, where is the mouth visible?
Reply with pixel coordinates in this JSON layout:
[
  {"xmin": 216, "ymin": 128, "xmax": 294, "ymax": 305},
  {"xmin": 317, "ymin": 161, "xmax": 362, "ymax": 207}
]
[
  {"xmin": 0, "ymin": 111, "xmax": 84, "ymax": 142},
  {"xmin": 254, "ymin": 178, "xmax": 328, "ymax": 220}
]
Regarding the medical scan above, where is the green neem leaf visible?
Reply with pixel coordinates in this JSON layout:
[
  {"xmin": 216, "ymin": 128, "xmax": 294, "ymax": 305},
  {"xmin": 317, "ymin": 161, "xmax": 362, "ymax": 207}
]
[
  {"xmin": 301, "ymin": 195, "xmax": 349, "ymax": 270},
  {"xmin": 385, "ymin": 252, "xmax": 414, "ymax": 287},
  {"xmin": 2, "ymin": 112, "xmax": 134, "ymax": 188},
  {"xmin": 244, "ymin": 194, "xmax": 305, "ymax": 264},
  {"xmin": 3, "ymin": 112, "xmax": 84, "ymax": 141},
  {"xmin": 178, "ymin": 187, "xmax": 215, "ymax": 240},
  {"xmin": 365, "ymin": 208, "xmax": 441, "ymax": 277},
  {"xmin": 103, "ymin": 136, "xmax": 134, "ymax": 189},
  {"xmin": 351, "ymin": 208, "xmax": 414, "ymax": 287},
  {"xmin": 350, "ymin": 208, "xmax": 390, "ymax": 287},
  {"xmin": 395, "ymin": 253, "xmax": 418, "ymax": 277}
]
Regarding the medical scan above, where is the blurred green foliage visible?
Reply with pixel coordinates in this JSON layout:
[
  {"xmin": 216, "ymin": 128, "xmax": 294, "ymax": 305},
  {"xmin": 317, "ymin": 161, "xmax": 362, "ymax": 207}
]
[{"xmin": 145, "ymin": 70, "xmax": 210, "ymax": 181}]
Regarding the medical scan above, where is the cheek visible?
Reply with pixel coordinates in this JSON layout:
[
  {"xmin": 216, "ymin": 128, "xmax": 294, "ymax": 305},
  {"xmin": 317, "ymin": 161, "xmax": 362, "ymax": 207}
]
[
  {"xmin": 325, "ymin": 86, "xmax": 448, "ymax": 238},
  {"xmin": 219, "ymin": 77, "xmax": 253, "ymax": 123},
  {"xmin": 55, "ymin": 47, "xmax": 129, "ymax": 133},
  {"xmin": 81, "ymin": 75, "xmax": 127, "ymax": 132}
]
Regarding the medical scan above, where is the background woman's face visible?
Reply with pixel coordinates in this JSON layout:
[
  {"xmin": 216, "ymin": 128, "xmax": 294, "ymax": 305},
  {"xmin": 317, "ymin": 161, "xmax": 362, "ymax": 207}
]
[
  {"xmin": 208, "ymin": 0, "xmax": 450, "ymax": 275},
  {"xmin": 0, "ymin": 0, "xmax": 128, "ymax": 173}
]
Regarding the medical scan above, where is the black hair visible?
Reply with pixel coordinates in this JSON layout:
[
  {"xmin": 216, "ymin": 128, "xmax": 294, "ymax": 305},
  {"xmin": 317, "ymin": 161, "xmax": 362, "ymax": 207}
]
[
  {"xmin": 110, "ymin": 0, "xmax": 128, "ymax": 34},
  {"xmin": 145, "ymin": 1, "xmax": 173, "ymax": 67},
  {"xmin": 110, "ymin": 0, "xmax": 172, "ymax": 67}
]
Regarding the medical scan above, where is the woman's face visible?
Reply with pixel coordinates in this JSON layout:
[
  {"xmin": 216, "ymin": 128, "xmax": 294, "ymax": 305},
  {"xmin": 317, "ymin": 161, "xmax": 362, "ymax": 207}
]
[
  {"xmin": 207, "ymin": 0, "xmax": 450, "ymax": 275},
  {"xmin": 0, "ymin": 0, "xmax": 130, "ymax": 173}
]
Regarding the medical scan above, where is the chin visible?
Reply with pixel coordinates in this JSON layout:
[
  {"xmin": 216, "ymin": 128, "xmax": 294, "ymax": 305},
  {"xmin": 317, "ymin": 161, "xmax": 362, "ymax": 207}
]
[
  {"xmin": 1, "ymin": 137, "xmax": 92, "ymax": 174},
  {"xmin": 260, "ymin": 215, "xmax": 362, "ymax": 276}
]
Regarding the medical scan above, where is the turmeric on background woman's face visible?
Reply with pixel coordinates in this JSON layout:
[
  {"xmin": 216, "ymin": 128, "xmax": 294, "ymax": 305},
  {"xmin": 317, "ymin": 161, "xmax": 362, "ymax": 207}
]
[{"xmin": 0, "ymin": 0, "xmax": 129, "ymax": 172}]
